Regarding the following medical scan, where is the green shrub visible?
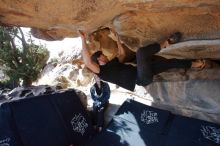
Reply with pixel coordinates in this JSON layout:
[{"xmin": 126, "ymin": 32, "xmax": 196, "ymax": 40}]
[{"xmin": 0, "ymin": 26, "xmax": 49, "ymax": 87}]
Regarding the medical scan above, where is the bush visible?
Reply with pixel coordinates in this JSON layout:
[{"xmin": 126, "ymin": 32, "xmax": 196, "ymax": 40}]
[{"xmin": 0, "ymin": 26, "xmax": 49, "ymax": 87}]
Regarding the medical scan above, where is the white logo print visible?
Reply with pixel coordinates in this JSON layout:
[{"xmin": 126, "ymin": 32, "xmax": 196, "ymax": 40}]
[
  {"xmin": 0, "ymin": 138, "xmax": 10, "ymax": 146},
  {"xmin": 71, "ymin": 113, "xmax": 88, "ymax": 135},
  {"xmin": 201, "ymin": 125, "xmax": 220, "ymax": 144},
  {"xmin": 141, "ymin": 110, "xmax": 159, "ymax": 124}
]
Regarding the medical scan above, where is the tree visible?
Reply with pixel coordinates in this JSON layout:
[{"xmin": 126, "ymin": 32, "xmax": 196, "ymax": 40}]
[{"xmin": 0, "ymin": 26, "xmax": 49, "ymax": 87}]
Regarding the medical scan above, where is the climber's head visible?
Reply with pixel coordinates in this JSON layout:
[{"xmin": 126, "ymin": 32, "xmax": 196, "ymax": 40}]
[{"xmin": 91, "ymin": 51, "xmax": 109, "ymax": 65}]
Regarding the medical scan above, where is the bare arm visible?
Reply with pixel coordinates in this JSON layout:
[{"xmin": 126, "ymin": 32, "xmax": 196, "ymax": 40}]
[
  {"xmin": 116, "ymin": 36, "xmax": 126, "ymax": 63},
  {"xmin": 78, "ymin": 30, "xmax": 100, "ymax": 74},
  {"xmin": 109, "ymin": 29, "xmax": 126, "ymax": 63}
]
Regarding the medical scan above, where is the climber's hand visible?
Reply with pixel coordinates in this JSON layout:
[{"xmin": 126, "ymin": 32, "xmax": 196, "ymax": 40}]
[
  {"xmin": 108, "ymin": 29, "xmax": 119, "ymax": 41},
  {"xmin": 77, "ymin": 30, "xmax": 87, "ymax": 40}
]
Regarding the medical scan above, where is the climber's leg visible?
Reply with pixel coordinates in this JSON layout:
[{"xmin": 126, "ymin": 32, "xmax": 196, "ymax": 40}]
[
  {"xmin": 136, "ymin": 43, "xmax": 160, "ymax": 86},
  {"xmin": 136, "ymin": 32, "xmax": 182, "ymax": 86}
]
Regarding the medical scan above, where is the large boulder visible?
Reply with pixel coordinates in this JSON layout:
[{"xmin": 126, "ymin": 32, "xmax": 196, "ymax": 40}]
[
  {"xmin": 0, "ymin": 1, "xmax": 220, "ymax": 45},
  {"xmin": 36, "ymin": 43, "xmax": 94, "ymax": 88}
]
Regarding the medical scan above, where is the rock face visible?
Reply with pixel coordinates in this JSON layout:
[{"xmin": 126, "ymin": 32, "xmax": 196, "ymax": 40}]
[
  {"xmin": 0, "ymin": 1, "xmax": 220, "ymax": 44},
  {"xmin": 36, "ymin": 45, "xmax": 94, "ymax": 88},
  {"xmin": 1, "ymin": 0, "xmax": 220, "ymax": 61},
  {"xmin": 145, "ymin": 80, "xmax": 220, "ymax": 124},
  {"xmin": 1, "ymin": 0, "xmax": 220, "ymax": 62}
]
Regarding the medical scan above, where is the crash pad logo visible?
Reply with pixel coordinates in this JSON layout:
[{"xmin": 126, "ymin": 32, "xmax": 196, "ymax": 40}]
[
  {"xmin": 0, "ymin": 137, "xmax": 10, "ymax": 146},
  {"xmin": 71, "ymin": 113, "xmax": 88, "ymax": 135},
  {"xmin": 201, "ymin": 125, "xmax": 220, "ymax": 144},
  {"xmin": 141, "ymin": 110, "xmax": 159, "ymax": 124}
]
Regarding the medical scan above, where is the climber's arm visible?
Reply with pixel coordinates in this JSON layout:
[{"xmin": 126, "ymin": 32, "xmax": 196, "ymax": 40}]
[
  {"xmin": 78, "ymin": 30, "xmax": 100, "ymax": 74},
  {"xmin": 116, "ymin": 36, "xmax": 126, "ymax": 63}
]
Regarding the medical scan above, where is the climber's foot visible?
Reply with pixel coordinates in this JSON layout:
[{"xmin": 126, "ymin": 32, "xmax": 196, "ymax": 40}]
[
  {"xmin": 168, "ymin": 32, "xmax": 182, "ymax": 44},
  {"xmin": 160, "ymin": 32, "xmax": 182, "ymax": 49},
  {"xmin": 191, "ymin": 59, "xmax": 206, "ymax": 69}
]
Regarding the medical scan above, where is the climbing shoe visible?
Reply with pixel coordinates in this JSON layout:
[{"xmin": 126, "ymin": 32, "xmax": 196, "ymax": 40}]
[{"xmin": 168, "ymin": 32, "xmax": 182, "ymax": 44}]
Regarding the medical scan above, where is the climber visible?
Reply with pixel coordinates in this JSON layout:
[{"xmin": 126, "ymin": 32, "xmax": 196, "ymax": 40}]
[{"xmin": 79, "ymin": 29, "xmax": 206, "ymax": 91}]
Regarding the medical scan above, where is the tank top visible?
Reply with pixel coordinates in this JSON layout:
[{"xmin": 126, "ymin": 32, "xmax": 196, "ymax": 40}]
[{"xmin": 97, "ymin": 58, "xmax": 137, "ymax": 91}]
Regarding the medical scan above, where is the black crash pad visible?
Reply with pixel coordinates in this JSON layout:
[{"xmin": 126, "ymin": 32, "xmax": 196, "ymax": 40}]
[
  {"xmin": 0, "ymin": 89, "xmax": 94, "ymax": 146},
  {"xmin": 86, "ymin": 99, "xmax": 220, "ymax": 146},
  {"xmin": 0, "ymin": 103, "xmax": 22, "ymax": 146},
  {"xmin": 87, "ymin": 117, "xmax": 167, "ymax": 146},
  {"xmin": 115, "ymin": 99, "xmax": 172, "ymax": 133},
  {"xmin": 164, "ymin": 115, "xmax": 220, "ymax": 146},
  {"xmin": 86, "ymin": 99, "xmax": 172, "ymax": 146}
]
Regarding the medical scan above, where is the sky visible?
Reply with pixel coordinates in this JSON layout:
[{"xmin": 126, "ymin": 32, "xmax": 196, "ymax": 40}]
[{"xmin": 21, "ymin": 27, "xmax": 81, "ymax": 58}]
